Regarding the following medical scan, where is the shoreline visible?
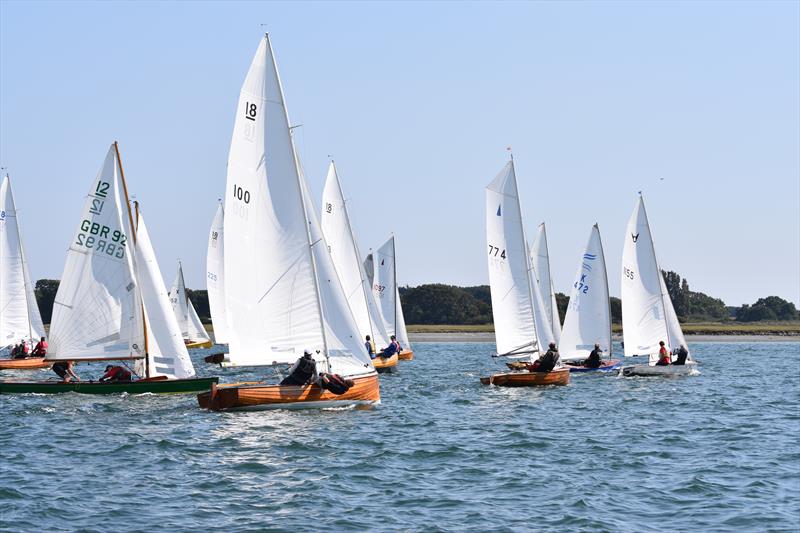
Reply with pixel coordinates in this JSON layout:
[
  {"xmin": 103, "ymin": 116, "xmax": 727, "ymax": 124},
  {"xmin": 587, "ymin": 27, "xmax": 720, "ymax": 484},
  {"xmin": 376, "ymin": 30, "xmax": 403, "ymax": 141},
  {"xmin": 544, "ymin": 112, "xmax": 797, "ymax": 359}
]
[{"xmin": 408, "ymin": 332, "xmax": 800, "ymax": 343}]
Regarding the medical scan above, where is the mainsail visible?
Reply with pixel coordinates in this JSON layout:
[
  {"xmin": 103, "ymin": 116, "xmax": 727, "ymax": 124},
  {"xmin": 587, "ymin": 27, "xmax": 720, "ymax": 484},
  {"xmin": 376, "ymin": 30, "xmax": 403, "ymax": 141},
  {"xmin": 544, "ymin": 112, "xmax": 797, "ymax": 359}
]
[
  {"xmin": 369, "ymin": 236, "xmax": 397, "ymax": 346},
  {"xmin": 206, "ymin": 203, "xmax": 230, "ymax": 344},
  {"xmin": 485, "ymin": 161, "xmax": 550, "ymax": 356},
  {"xmin": 0, "ymin": 175, "xmax": 45, "ymax": 346},
  {"xmin": 530, "ymin": 223, "xmax": 561, "ymax": 343},
  {"xmin": 221, "ymin": 34, "xmax": 372, "ymax": 376},
  {"xmin": 320, "ymin": 162, "xmax": 389, "ymax": 348},
  {"xmin": 559, "ymin": 224, "xmax": 611, "ymax": 361},
  {"xmin": 621, "ymin": 195, "xmax": 689, "ymax": 363},
  {"xmin": 169, "ymin": 262, "xmax": 211, "ymax": 343},
  {"xmin": 48, "ymin": 144, "xmax": 144, "ymax": 361}
]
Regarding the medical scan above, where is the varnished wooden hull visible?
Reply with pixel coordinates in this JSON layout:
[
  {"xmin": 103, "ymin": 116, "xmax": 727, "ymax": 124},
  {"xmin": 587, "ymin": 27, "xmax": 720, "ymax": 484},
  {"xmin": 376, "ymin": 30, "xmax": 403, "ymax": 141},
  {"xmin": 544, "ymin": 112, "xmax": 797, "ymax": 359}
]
[
  {"xmin": 398, "ymin": 350, "xmax": 414, "ymax": 361},
  {"xmin": 197, "ymin": 372, "xmax": 381, "ymax": 411},
  {"xmin": 480, "ymin": 367, "xmax": 570, "ymax": 387},
  {"xmin": 185, "ymin": 339, "xmax": 213, "ymax": 349},
  {"xmin": 372, "ymin": 353, "xmax": 399, "ymax": 373},
  {"xmin": 0, "ymin": 357, "xmax": 50, "ymax": 370}
]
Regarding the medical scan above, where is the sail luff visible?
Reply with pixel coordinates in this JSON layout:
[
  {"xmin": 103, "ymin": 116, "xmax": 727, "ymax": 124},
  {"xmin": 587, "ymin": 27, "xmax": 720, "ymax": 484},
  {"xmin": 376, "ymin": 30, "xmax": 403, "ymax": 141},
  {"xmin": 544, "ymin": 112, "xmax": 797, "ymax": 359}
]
[{"xmin": 206, "ymin": 202, "xmax": 229, "ymax": 344}]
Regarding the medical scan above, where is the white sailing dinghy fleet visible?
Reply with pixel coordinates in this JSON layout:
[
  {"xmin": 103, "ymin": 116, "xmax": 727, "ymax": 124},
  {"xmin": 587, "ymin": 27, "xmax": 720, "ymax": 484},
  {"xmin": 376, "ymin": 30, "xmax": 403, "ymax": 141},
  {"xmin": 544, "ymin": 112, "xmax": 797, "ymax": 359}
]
[{"xmin": 168, "ymin": 262, "xmax": 213, "ymax": 349}]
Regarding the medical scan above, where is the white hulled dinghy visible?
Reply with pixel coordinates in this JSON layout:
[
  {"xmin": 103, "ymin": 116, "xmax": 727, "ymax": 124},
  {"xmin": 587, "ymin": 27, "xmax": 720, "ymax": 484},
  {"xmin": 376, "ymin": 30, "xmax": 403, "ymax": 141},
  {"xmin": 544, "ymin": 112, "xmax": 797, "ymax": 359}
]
[
  {"xmin": 559, "ymin": 224, "xmax": 621, "ymax": 372},
  {"xmin": 481, "ymin": 159, "xmax": 568, "ymax": 387},
  {"xmin": 619, "ymin": 195, "xmax": 696, "ymax": 377},
  {"xmin": 168, "ymin": 262, "xmax": 213, "ymax": 349},
  {"xmin": 197, "ymin": 35, "xmax": 379, "ymax": 410},
  {"xmin": 0, "ymin": 143, "xmax": 217, "ymax": 394},
  {"xmin": 0, "ymin": 174, "xmax": 48, "ymax": 370}
]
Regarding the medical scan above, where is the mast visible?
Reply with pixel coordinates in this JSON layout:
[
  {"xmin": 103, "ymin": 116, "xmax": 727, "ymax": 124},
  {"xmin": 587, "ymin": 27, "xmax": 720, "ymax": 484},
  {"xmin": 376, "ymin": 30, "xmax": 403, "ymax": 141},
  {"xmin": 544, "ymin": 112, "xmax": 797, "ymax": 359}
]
[
  {"xmin": 391, "ymin": 236, "xmax": 397, "ymax": 336},
  {"xmin": 595, "ymin": 222, "xmax": 612, "ymax": 357},
  {"xmin": 115, "ymin": 142, "xmax": 149, "ymax": 376}
]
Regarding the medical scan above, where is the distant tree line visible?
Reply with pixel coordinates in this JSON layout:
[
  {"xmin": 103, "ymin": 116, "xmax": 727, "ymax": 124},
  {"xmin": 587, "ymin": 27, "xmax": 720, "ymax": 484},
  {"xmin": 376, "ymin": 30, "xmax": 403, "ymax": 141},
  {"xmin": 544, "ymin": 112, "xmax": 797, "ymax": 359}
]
[{"xmin": 31, "ymin": 276, "xmax": 798, "ymax": 326}]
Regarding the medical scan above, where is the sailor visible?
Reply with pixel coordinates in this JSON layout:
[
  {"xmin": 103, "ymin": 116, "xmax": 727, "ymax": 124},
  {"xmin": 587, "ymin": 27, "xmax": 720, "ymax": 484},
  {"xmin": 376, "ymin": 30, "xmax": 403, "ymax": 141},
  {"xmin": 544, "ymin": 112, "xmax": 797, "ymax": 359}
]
[
  {"xmin": 31, "ymin": 337, "xmax": 48, "ymax": 356},
  {"xmin": 280, "ymin": 349, "xmax": 319, "ymax": 386},
  {"xmin": 99, "ymin": 365, "xmax": 132, "ymax": 382},
  {"xmin": 380, "ymin": 335, "xmax": 401, "ymax": 357},
  {"xmin": 11, "ymin": 339, "xmax": 29, "ymax": 359},
  {"xmin": 531, "ymin": 342, "xmax": 559, "ymax": 372},
  {"xmin": 52, "ymin": 360, "xmax": 80, "ymax": 383},
  {"xmin": 584, "ymin": 344, "xmax": 602, "ymax": 368},
  {"xmin": 655, "ymin": 341, "xmax": 671, "ymax": 366},
  {"xmin": 365, "ymin": 335, "xmax": 376, "ymax": 359},
  {"xmin": 672, "ymin": 345, "xmax": 689, "ymax": 365}
]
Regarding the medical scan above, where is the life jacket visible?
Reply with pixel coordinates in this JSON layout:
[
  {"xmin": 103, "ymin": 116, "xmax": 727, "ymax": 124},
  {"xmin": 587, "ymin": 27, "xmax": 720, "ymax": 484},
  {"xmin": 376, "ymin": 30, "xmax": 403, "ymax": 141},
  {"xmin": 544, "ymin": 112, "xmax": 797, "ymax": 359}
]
[{"xmin": 290, "ymin": 356, "xmax": 316, "ymax": 383}]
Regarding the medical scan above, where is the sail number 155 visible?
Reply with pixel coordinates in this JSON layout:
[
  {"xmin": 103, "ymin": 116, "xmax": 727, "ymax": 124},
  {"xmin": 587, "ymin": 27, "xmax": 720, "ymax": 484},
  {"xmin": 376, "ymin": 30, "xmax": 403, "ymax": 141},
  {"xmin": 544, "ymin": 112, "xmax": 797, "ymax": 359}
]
[{"xmin": 623, "ymin": 267, "xmax": 635, "ymax": 280}]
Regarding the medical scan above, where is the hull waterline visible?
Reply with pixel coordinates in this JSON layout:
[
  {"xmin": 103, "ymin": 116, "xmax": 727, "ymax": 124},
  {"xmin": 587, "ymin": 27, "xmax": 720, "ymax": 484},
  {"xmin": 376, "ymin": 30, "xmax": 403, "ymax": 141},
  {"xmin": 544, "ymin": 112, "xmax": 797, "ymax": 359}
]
[
  {"xmin": 0, "ymin": 377, "xmax": 218, "ymax": 395},
  {"xmin": 372, "ymin": 353, "xmax": 399, "ymax": 373},
  {"xmin": 480, "ymin": 367, "xmax": 570, "ymax": 387},
  {"xmin": 398, "ymin": 350, "xmax": 414, "ymax": 361},
  {"xmin": 620, "ymin": 364, "xmax": 697, "ymax": 377},
  {"xmin": 0, "ymin": 357, "xmax": 50, "ymax": 370}
]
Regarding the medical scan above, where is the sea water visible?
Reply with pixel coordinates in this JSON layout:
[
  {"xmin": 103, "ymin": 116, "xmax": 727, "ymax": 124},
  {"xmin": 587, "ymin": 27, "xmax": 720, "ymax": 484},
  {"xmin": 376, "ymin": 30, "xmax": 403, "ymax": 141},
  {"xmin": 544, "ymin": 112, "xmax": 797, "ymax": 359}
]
[{"xmin": 1, "ymin": 341, "xmax": 798, "ymax": 532}]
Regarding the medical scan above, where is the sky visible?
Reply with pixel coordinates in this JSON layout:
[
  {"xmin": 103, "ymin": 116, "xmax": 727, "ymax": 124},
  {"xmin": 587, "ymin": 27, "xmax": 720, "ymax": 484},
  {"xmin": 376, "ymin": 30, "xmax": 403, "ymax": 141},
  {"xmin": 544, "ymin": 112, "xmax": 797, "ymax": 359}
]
[{"xmin": 1, "ymin": 0, "xmax": 798, "ymax": 307}]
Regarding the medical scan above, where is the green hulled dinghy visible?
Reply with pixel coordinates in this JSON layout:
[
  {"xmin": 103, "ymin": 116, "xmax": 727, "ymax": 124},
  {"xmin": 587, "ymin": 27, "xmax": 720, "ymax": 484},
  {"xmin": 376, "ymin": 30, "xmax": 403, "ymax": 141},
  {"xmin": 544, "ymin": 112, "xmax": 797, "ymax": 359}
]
[{"xmin": 0, "ymin": 376, "xmax": 217, "ymax": 395}]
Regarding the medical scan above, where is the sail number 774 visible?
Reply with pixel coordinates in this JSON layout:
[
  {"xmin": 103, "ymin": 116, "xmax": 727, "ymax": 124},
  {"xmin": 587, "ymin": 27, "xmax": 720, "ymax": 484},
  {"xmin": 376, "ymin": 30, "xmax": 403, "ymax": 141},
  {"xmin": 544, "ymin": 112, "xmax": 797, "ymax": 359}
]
[{"xmin": 488, "ymin": 245, "xmax": 506, "ymax": 259}]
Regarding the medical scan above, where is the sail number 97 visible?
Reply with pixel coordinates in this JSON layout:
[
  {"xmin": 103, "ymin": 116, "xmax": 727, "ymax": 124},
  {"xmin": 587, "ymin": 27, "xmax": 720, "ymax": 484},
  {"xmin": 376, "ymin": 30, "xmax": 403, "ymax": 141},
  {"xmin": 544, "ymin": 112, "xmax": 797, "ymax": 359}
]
[
  {"xmin": 623, "ymin": 267, "xmax": 635, "ymax": 280},
  {"xmin": 488, "ymin": 245, "xmax": 506, "ymax": 259},
  {"xmin": 232, "ymin": 184, "xmax": 251, "ymax": 204}
]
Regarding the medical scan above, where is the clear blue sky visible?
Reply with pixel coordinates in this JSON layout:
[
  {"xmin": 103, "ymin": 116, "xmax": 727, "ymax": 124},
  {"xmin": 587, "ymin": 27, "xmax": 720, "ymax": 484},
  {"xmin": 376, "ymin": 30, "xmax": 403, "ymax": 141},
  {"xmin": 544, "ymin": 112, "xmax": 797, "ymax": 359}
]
[{"xmin": 1, "ymin": 0, "xmax": 798, "ymax": 306}]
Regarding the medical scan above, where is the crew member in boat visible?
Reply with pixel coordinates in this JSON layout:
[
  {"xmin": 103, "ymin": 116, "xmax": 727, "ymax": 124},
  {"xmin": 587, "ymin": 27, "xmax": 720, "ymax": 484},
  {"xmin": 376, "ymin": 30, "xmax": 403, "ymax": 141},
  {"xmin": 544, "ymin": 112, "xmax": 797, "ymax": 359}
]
[
  {"xmin": 31, "ymin": 337, "xmax": 48, "ymax": 357},
  {"xmin": 380, "ymin": 335, "xmax": 401, "ymax": 358},
  {"xmin": 530, "ymin": 342, "xmax": 559, "ymax": 372},
  {"xmin": 656, "ymin": 341, "xmax": 671, "ymax": 366},
  {"xmin": 365, "ymin": 335, "xmax": 376, "ymax": 359},
  {"xmin": 280, "ymin": 349, "xmax": 319, "ymax": 386},
  {"xmin": 583, "ymin": 344, "xmax": 603, "ymax": 368},
  {"xmin": 672, "ymin": 345, "xmax": 689, "ymax": 365},
  {"xmin": 52, "ymin": 360, "xmax": 80, "ymax": 383},
  {"xmin": 99, "ymin": 365, "xmax": 132, "ymax": 383},
  {"xmin": 11, "ymin": 339, "xmax": 29, "ymax": 359}
]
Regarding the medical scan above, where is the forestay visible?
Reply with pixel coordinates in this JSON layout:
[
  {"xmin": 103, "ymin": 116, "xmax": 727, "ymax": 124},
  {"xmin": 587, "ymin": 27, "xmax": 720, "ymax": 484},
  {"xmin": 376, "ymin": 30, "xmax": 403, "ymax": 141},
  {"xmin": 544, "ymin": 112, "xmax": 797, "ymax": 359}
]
[
  {"xmin": 559, "ymin": 224, "xmax": 611, "ymax": 361},
  {"xmin": 133, "ymin": 213, "xmax": 195, "ymax": 379},
  {"xmin": 222, "ymin": 34, "xmax": 372, "ymax": 376},
  {"xmin": 320, "ymin": 162, "xmax": 389, "ymax": 347},
  {"xmin": 49, "ymin": 144, "xmax": 144, "ymax": 361},
  {"xmin": 530, "ymin": 223, "xmax": 561, "ymax": 344},
  {"xmin": 485, "ymin": 161, "xmax": 542, "ymax": 356},
  {"xmin": 0, "ymin": 175, "xmax": 45, "ymax": 346},
  {"xmin": 206, "ymin": 203, "xmax": 230, "ymax": 344}
]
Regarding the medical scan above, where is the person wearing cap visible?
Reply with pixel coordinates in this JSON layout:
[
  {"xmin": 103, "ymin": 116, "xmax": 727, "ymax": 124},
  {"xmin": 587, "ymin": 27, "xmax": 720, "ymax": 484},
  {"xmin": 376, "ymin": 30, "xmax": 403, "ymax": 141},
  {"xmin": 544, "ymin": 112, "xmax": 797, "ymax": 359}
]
[
  {"xmin": 280, "ymin": 349, "xmax": 319, "ymax": 386},
  {"xmin": 99, "ymin": 365, "xmax": 132, "ymax": 383},
  {"xmin": 583, "ymin": 344, "xmax": 603, "ymax": 368}
]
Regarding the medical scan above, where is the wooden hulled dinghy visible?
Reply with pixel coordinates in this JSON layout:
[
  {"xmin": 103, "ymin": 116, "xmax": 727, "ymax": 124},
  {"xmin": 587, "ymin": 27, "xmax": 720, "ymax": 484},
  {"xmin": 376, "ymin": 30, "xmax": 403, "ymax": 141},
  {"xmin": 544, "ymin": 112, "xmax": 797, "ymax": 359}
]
[
  {"xmin": 0, "ymin": 357, "xmax": 49, "ymax": 370},
  {"xmin": 0, "ymin": 376, "xmax": 217, "ymax": 395},
  {"xmin": 564, "ymin": 359, "xmax": 622, "ymax": 373},
  {"xmin": 169, "ymin": 262, "xmax": 214, "ymax": 350},
  {"xmin": 198, "ymin": 373, "xmax": 379, "ymax": 411},
  {"xmin": 480, "ymin": 368, "xmax": 570, "ymax": 387},
  {"xmin": 619, "ymin": 195, "xmax": 697, "ymax": 378},
  {"xmin": 398, "ymin": 349, "xmax": 414, "ymax": 361},
  {"xmin": 185, "ymin": 339, "xmax": 213, "ymax": 349},
  {"xmin": 372, "ymin": 353, "xmax": 399, "ymax": 373}
]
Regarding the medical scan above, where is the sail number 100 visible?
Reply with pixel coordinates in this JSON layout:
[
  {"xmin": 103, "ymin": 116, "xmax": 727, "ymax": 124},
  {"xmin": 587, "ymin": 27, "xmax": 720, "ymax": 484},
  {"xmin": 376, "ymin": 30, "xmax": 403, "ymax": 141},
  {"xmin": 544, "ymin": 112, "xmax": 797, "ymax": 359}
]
[{"xmin": 232, "ymin": 184, "xmax": 251, "ymax": 204}]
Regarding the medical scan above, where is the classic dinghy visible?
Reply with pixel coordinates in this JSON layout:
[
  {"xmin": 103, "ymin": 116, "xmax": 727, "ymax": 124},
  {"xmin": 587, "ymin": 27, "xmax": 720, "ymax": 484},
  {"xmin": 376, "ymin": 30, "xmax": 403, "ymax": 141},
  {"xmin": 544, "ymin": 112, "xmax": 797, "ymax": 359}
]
[
  {"xmin": 619, "ymin": 195, "xmax": 697, "ymax": 377},
  {"xmin": 0, "ymin": 175, "xmax": 48, "ymax": 370},
  {"xmin": 559, "ymin": 225, "xmax": 621, "ymax": 373},
  {"xmin": 0, "ymin": 144, "xmax": 217, "ymax": 394},
  {"xmin": 364, "ymin": 245, "xmax": 413, "ymax": 362},
  {"xmin": 206, "ymin": 202, "xmax": 230, "ymax": 347},
  {"xmin": 480, "ymin": 159, "xmax": 569, "ymax": 387},
  {"xmin": 168, "ymin": 262, "xmax": 213, "ymax": 349},
  {"xmin": 197, "ymin": 35, "xmax": 379, "ymax": 410}
]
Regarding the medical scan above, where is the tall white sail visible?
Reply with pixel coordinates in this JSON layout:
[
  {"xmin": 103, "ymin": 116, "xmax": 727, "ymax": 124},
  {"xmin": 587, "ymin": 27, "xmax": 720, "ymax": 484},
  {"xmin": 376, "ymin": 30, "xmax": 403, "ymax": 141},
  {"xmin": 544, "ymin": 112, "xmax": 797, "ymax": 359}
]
[
  {"xmin": 133, "ymin": 212, "xmax": 195, "ymax": 379},
  {"xmin": 168, "ymin": 263, "xmax": 190, "ymax": 337},
  {"xmin": 206, "ymin": 203, "xmax": 229, "ymax": 344},
  {"xmin": 187, "ymin": 300, "xmax": 211, "ymax": 343},
  {"xmin": 485, "ymin": 161, "xmax": 541, "ymax": 356},
  {"xmin": 621, "ymin": 195, "xmax": 689, "ymax": 362},
  {"xmin": 559, "ymin": 224, "xmax": 611, "ymax": 361},
  {"xmin": 49, "ymin": 144, "xmax": 144, "ymax": 361},
  {"xmin": 222, "ymin": 34, "xmax": 372, "ymax": 376},
  {"xmin": 0, "ymin": 175, "xmax": 45, "ymax": 346},
  {"xmin": 320, "ymin": 161, "xmax": 389, "ymax": 347},
  {"xmin": 530, "ymin": 223, "xmax": 561, "ymax": 343},
  {"xmin": 395, "ymin": 287, "xmax": 411, "ymax": 350},
  {"xmin": 370, "ymin": 236, "xmax": 397, "ymax": 346}
]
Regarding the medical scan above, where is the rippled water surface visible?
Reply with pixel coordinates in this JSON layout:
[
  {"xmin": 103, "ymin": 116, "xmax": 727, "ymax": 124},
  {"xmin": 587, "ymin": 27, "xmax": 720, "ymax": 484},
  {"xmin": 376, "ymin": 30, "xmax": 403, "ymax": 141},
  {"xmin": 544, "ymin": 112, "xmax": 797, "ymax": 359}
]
[{"xmin": 1, "ymin": 341, "xmax": 799, "ymax": 532}]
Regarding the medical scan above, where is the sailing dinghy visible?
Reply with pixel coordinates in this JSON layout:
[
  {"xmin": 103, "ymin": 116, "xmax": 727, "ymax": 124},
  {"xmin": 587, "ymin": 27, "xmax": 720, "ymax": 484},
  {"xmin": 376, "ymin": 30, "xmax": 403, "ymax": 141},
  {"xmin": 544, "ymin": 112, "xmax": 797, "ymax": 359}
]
[
  {"xmin": 196, "ymin": 35, "xmax": 379, "ymax": 410},
  {"xmin": 364, "ymin": 245, "xmax": 413, "ymax": 363},
  {"xmin": 559, "ymin": 224, "xmax": 621, "ymax": 372},
  {"xmin": 480, "ymin": 160, "xmax": 569, "ymax": 387},
  {"xmin": 206, "ymin": 202, "xmax": 230, "ymax": 347},
  {"xmin": 619, "ymin": 195, "xmax": 696, "ymax": 377},
  {"xmin": 0, "ymin": 174, "xmax": 48, "ymax": 370},
  {"xmin": 0, "ymin": 144, "xmax": 217, "ymax": 394},
  {"xmin": 169, "ymin": 262, "xmax": 213, "ymax": 349}
]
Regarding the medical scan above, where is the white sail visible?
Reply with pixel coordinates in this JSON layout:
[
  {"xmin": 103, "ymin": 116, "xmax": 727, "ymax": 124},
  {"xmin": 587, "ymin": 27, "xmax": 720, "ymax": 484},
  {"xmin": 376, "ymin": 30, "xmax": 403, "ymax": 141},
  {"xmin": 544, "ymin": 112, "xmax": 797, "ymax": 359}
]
[
  {"xmin": 222, "ymin": 34, "xmax": 372, "ymax": 376},
  {"xmin": 187, "ymin": 299, "xmax": 211, "ymax": 343},
  {"xmin": 530, "ymin": 223, "xmax": 561, "ymax": 343},
  {"xmin": 559, "ymin": 224, "xmax": 611, "ymax": 361},
  {"xmin": 370, "ymin": 236, "xmax": 398, "ymax": 348},
  {"xmin": 48, "ymin": 144, "xmax": 144, "ymax": 361},
  {"xmin": 206, "ymin": 203, "xmax": 229, "ymax": 344},
  {"xmin": 621, "ymin": 195, "xmax": 689, "ymax": 363},
  {"xmin": 320, "ymin": 161, "xmax": 389, "ymax": 348},
  {"xmin": 485, "ymin": 161, "xmax": 541, "ymax": 356},
  {"xmin": 395, "ymin": 286, "xmax": 411, "ymax": 350},
  {"xmin": 168, "ymin": 263, "xmax": 190, "ymax": 338},
  {"xmin": 0, "ymin": 175, "xmax": 45, "ymax": 346},
  {"xmin": 133, "ymin": 212, "xmax": 195, "ymax": 379}
]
